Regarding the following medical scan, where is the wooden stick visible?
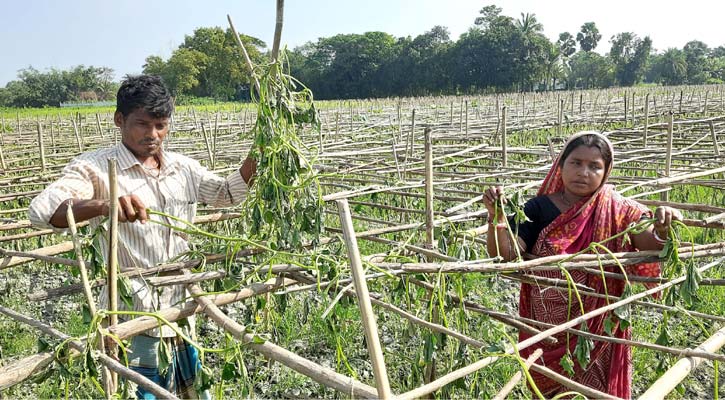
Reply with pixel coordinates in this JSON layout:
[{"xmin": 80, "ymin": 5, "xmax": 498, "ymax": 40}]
[
  {"xmin": 528, "ymin": 363, "xmax": 621, "ymax": 400},
  {"xmin": 501, "ymin": 105, "xmax": 508, "ymax": 167},
  {"xmin": 37, "ymin": 122, "xmax": 46, "ymax": 171},
  {"xmin": 639, "ymin": 324, "xmax": 725, "ymax": 400},
  {"xmin": 0, "ymin": 305, "xmax": 177, "ymax": 399},
  {"xmin": 336, "ymin": 199, "xmax": 393, "ymax": 398},
  {"xmin": 270, "ymin": 0, "xmax": 284, "ymax": 61},
  {"xmin": 424, "ymin": 127, "xmax": 434, "ymax": 250},
  {"xmin": 491, "ymin": 348, "xmax": 543, "ymax": 400},
  {"xmin": 186, "ymin": 283, "xmax": 379, "ymax": 398},
  {"xmin": 662, "ymin": 111, "xmax": 674, "ymax": 202},
  {"xmin": 709, "ymin": 120, "xmax": 720, "ymax": 157},
  {"xmin": 0, "ymin": 352, "xmax": 54, "ymax": 390},
  {"xmin": 66, "ymin": 201, "xmax": 98, "ymax": 317},
  {"xmin": 200, "ymin": 121, "xmax": 215, "ymax": 169},
  {"xmin": 227, "ymin": 14, "xmax": 260, "ymax": 93},
  {"xmin": 71, "ymin": 118, "xmax": 83, "ymax": 152},
  {"xmin": 106, "ymin": 158, "xmax": 119, "ymax": 393},
  {"xmin": 396, "ymin": 258, "xmax": 720, "ymax": 400},
  {"xmin": 643, "ymin": 93, "xmax": 649, "ymax": 146}
]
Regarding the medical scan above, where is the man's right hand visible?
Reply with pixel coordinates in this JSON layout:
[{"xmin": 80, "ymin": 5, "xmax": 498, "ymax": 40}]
[{"xmin": 113, "ymin": 194, "xmax": 149, "ymax": 224}]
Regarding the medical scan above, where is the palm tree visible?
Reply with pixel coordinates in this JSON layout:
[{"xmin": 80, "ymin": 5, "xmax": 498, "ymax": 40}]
[{"xmin": 516, "ymin": 13, "xmax": 543, "ymax": 35}]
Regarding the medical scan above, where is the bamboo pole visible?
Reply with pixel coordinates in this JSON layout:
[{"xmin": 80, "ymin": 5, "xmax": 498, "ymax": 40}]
[
  {"xmin": 106, "ymin": 158, "xmax": 119, "ymax": 393},
  {"xmin": 424, "ymin": 127, "xmax": 434, "ymax": 250},
  {"xmin": 200, "ymin": 121, "xmax": 215, "ymax": 169},
  {"xmin": 639, "ymin": 324, "xmax": 725, "ymax": 400},
  {"xmin": 336, "ymin": 199, "xmax": 393, "ymax": 399},
  {"xmin": 0, "ymin": 140, "xmax": 5, "ymax": 170},
  {"xmin": 491, "ymin": 348, "xmax": 543, "ymax": 400},
  {"xmin": 709, "ymin": 121, "xmax": 720, "ymax": 157},
  {"xmin": 528, "ymin": 363, "xmax": 621, "ymax": 400},
  {"xmin": 71, "ymin": 118, "xmax": 83, "ymax": 152},
  {"xmin": 185, "ymin": 283, "xmax": 379, "ymax": 398},
  {"xmin": 37, "ymin": 122, "xmax": 46, "ymax": 171},
  {"xmin": 0, "ymin": 305, "xmax": 178, "ymax": 399},
  {"xmin": 396, "ymin": 259, "xmax": 720, "ymax": 400},
  {"xmin": 643, "ymin": 93, "xmax": 650, "ymax": 146},
  {"xmin": 270, "ymin": 0, "xmax": 284, "ymax": 61},
  {"xmin": 0, "ymin": 352, "xmax": 55, "ymax": 390},
  {"xmin": 501, "ymin": 105, "xmax": 508, "ymax": 167}
]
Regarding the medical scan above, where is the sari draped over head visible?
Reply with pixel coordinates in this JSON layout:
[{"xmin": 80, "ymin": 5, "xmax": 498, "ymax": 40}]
[{"xmin": 518, "ymin": 131, "xmax": 660, "ymax": 399}]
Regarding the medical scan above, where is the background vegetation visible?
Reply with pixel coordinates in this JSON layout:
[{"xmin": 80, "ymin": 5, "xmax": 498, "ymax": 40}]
[{"xmin": 2, "ymin": 5, "xmax": 725, "ymax": 106}]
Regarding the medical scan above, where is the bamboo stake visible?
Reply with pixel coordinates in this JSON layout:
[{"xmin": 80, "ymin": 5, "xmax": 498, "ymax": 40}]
[
  {"xmin": 501, "ymin": 105, "xmax": 508, "ymax": 167},
  {"xmin": 0, "ymin": 305, "xmax": 178, "ymax": 399},
  {"xmin": 492, "ymin": 348, "xmax": 544, "ymax": 400},
  {"xmin": 95, "ymin": 113, "xmax": 104, "ymax": 138},
  {"xmin": 186, "ymin": 281, "xmax": 379, "ymax": 398},
  {"xmin": 37, "ymin": 122, "xmax": 46, "ymax": 172},
  {"xmin": 639, "ymin": 324, "xmax": 725, "ymax": 400},
  {"xmin": 336, "ymin": 199, "xmax": 392, "ymax": 399},
  {"xmin": 200, "ymin": 122, "xmax": 215, "ymax": 169},
  {"xmin": 106, "ymin": 158, "xmax": 119, "ymax": 393},
  {"xmin": 643, "ymin": 93, "xmax": 650, "ymax": 146},
  {"xmin": 528, "ymin": 363, "xmax": 621, "ymax": 400},
  {"xmin": 227, "ymin": 14, "xmax": 261, "ymax": 94},
  {"xmin": 424, "ymin": 127, "xmax": 434, "ymax": 250},
  {"xmin": 71, "ymin": 118, "xmax": 83, "ymax": 152},
  {"xmin": 396, "ymin": 259, "xmax": 721, "ymax": 400},
  {"xmin": 709, "ymin": 121, "xmax": 720, "ymax": 157},
  {"xmin": 0, "ymin": 352, "xmax": 55, "ymax": 390},
  {"xmin": 0, "ymin": 140, "xmax": 5, "ymax": 170},
  {"xmin": 662, "ymin": 111, "xmax": 674, "ymax": 202},
  {"xmin": 66, "ymin": 202, "xmax": 97, "ymax": 314},
  {"xmin": 270, "ymin": 0, "xmax": 284, "ymax": 61}
]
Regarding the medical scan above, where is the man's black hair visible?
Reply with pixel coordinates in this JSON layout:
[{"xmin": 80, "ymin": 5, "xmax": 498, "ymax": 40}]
[{"xmin": 116, "ymin": 75, "xmax": 174, "ymax": 118}]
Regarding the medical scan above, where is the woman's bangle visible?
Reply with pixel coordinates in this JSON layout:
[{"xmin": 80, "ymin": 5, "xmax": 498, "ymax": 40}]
[
  {"xmin": 653, "ymin": 229, "xmax": 668, "ymax": 243},
  {"xmin": 494, "ymin": 223, "xmax": 508, "ymax": 230}
]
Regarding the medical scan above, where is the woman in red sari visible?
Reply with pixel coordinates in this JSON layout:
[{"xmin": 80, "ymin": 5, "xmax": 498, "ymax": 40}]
[{"xmin": 483, "ymin": 131, "xmax": 682, "ymax": 398}]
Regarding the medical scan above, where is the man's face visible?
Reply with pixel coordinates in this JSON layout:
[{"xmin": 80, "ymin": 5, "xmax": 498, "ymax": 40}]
[{"xmin": 114, "ymin": 109, "xmax": 170, "ymax": 159}]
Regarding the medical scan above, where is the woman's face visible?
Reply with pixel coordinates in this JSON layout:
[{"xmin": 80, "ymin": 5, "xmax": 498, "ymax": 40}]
[{"xmin": 559, "ymin": 145, "xmax": 607, "ymax": 197}]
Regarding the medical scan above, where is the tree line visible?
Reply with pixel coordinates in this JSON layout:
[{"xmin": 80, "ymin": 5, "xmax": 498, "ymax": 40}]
[{"xmin": 2, "ymin": 5, "xmax": 725, "ymax": 107}]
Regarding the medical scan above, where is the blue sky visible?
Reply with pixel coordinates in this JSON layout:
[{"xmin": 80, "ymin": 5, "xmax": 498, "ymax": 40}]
[{"xmin": 2, "ymin": 0, "xmax": 724, "ymax": 86}]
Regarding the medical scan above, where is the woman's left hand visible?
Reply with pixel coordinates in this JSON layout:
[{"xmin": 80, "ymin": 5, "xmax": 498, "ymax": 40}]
[{"xmin": 653, "ymin": 206, "xmax": 683, "ymax": 239}]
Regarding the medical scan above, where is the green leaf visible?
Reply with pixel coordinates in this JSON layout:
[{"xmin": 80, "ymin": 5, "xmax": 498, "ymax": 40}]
[
  {"xmin": 158, "ymin": 338, "xmax": 172, "ymax": 376},
  {"xmin": 603, "ymin": 314, "xmax": 616, "ymax": 336},
  {"xmin": 573, "ymin": 322, "xmax": 595, "ymax": 370},
  {"xmin": 613, "ymin": 283, "xmax": 633, "ymax": 329},
  {"xmin": 222, "ymin": 362, "xmax": 238, "ymax": 381},
  {"xmin": 560, "ymin": 352, "xmax": 575, "ymax": 376},
  {"xmin": 679, "ymin": 260, "xmax": 701, "ymax": 307},
  {"xmin": 82, "ymin": 304, "xmax": 92, "ymax": 324}
]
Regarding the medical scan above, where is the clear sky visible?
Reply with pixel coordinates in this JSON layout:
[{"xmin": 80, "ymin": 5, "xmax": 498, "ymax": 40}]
[{"xmin": 2, "ymin": 0, "xmax": 724, "ymax": 86}]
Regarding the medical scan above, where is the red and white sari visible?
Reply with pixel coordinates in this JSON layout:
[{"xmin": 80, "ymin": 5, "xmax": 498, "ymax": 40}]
[{"xmin": 518, "ymin": 132, "xmax": 659, "ymax": 399}]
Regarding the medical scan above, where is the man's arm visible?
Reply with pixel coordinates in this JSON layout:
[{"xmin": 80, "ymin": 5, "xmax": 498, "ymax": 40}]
[
  {"xmin": 239, "ymin": 154, "xmax": 257, "ymax": 186},
  {"xmin": 48, "ymin": 195, "xmax": 149, "ymax": 228}
]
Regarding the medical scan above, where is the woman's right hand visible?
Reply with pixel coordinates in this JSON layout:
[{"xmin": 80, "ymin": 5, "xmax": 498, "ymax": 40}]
[{"xmin": 482, "ymin": 186, "xmax": 506, "ymax": 222}]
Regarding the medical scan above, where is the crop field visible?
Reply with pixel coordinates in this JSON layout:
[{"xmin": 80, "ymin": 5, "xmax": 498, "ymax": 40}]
[{"xmin": 0, "ymin": 85, "xmax": 724, "ymax": 399}]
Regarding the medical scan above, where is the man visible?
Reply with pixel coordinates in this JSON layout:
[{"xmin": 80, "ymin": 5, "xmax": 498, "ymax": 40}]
[{"xmin": 29, "ymin": 74, "xmax": 256, "ymax": 398}]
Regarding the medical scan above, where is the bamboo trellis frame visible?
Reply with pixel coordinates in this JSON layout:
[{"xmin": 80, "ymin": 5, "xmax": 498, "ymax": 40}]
[{"xmin": 1, "ymin": 85, "xmax": 725, "ymax": 398}]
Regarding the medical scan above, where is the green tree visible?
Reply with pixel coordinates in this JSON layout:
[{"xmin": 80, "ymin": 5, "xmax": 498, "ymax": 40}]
[
  {"xmin": 179, "ymin": 27, "xmax": 266, "ymax": 100},
  {"xmin": 576, "ymin": 22, "xmax": 602, "ymax": 52},
  {"xmin": 557, "ymin": 32, "xmax": 577, "ymax": 58},
  {"xmin": 609, "ymin": 32, "xmax": 652, "ymax": 86},
  {"xmin": 568, "ymin": 51, "xmax": 614, "ymax": 88},
  {"xmin": 649, "ymin": 48, "xmax": 687, "ymax": 85},
  {"xmin": 683, "ymin": 40, "xmax": 709, "ymax": 83}
]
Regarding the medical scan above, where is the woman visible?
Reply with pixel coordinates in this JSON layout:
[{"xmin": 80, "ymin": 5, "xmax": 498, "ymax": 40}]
[{"xmin": 483, "ymin": 131, "xmax": 681, "ymax": 398}]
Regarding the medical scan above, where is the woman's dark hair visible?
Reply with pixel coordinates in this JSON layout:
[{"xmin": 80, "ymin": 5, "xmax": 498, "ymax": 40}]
[
  {"xmin": 558, "ymin": 133, "xmax": 613, "ymax": 170},
  {"xmin": 116, "ymin": 75, "xmax": 174, "ymax": 118}
]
